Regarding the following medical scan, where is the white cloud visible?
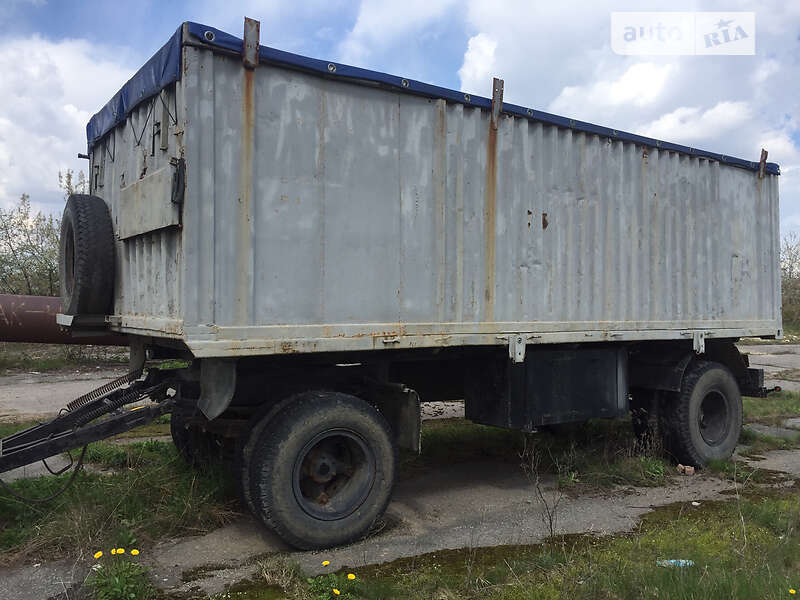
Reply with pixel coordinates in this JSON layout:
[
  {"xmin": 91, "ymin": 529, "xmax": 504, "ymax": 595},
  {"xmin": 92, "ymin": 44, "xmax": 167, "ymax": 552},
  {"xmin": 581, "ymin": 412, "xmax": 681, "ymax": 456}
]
[
  {"xmin": 338, "ymin": 0, "xmax": 458, "ymax": 65},
  {"xmin": 0, "ymin": 36, "xmax": 133, "ymax": 213},
  {"xmin": 639, "ymin": 101, "xmax": 752, "ymax": 142},
  {"xmin": 549, "ymin": 63, "xmax": 676, "ymax": 116},
  {"xmin": 458, "ymin": 33, "xmax": 497, "ymax": 95}
]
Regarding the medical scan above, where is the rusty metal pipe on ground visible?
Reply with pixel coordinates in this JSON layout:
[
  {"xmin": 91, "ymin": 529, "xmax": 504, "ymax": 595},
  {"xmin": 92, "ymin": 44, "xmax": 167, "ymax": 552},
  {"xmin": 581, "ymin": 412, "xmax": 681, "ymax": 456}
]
[{"xmin": 0, "ymin": 295, "xmax": 128, "ymax": 345}]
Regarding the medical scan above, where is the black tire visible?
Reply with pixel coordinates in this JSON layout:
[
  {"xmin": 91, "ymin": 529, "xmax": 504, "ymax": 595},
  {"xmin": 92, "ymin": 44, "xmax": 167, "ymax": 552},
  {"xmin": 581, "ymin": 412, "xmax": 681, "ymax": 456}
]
[
  {"xmin": 235, "ymin": 397, "xmax": 293, "ymax": 516},
  {"xmin": 248, "ymin": 391, "xmax": 396, "ymax": 550},
  {"xmin": 661, "ymin": 361, "xmax": 742, "ymax": 467},
  {"xmin": 59, "ymin": 194, "xmax": 115, "ymax": 315},
  {"xmin": 170, "ymin": 409, "xmax": 222, "ymax": 467}
]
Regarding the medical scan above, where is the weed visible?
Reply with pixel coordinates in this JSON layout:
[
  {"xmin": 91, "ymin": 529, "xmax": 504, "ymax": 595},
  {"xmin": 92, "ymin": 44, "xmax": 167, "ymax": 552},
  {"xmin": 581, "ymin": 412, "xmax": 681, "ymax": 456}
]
[
  {"xmin": 84, "ymin": 549, "xmax": 155, "ymax": 600},
  {"xmin": 0, "ymin": 440, "xmax": 239, "ymax": 564},
  {"xmin": 519, "ymin": 439, "xmax": 566, "ymax": 539}
]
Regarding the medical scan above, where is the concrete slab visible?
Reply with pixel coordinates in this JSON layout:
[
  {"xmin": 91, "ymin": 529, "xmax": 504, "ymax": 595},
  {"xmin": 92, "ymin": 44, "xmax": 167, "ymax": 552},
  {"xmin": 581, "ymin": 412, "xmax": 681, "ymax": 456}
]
[
  {"xmin": 742, "ymin": 354, "xmax": 800, "ymax": 370},
  {"xmin": 783, "ymin": 417, "xmax": 800, "ymax": 430},
  {"xmin": 421, "ymin": 401, "xmax": 464, "ymax": 420},
  {"xmin": 0, "ymin": 559, "xmax": 86, "ymax": 600},
  {"xmin": 745, "ymin": 423, "xmax": 800, "ymax": 440},
  {"xmin": 0, "ymin": 369, "xmax": 124, "ymax": 422},
  {"xmin": 148, "ymin": 461, "xmax": 733, "ymax": 596},
  {"xmin": 743, "ymin": 449, "xmax": 800, "ymax": 477},
  {"xmin": 765, "ymin": 379, "xmax": 800, "ymax": 392}
]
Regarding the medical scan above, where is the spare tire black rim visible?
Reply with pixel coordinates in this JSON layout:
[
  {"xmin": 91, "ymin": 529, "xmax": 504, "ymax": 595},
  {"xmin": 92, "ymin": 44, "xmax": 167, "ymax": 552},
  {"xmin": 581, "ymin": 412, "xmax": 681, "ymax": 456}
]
[
  {"xmin": 292, "ymin": 428, "xmax": 376, "ymax": 521},
  {"xmin": 698, "ymin": 390, "xmax": 729, "ymax": 446}
]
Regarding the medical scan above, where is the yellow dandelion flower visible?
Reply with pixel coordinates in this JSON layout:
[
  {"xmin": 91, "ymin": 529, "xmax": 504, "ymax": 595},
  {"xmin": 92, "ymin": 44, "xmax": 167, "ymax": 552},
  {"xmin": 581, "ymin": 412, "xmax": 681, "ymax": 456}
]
[
  {"xmin": 131, "ymin": 549, "xmax": 140, "ymax": 556},
  {"xmin": 347, "ymin": 573, "xmax": 356, "ymax": 580},
  {"xmin": 322, "ymin": 560, "xmax": 330, "ymax": 566},
  {"xmin": 93, "ymin": 551, "xmax": 103, "ymax": 559},
  {"xmin": 116, "ymin": 548, "xmax": 125, "ymax": 554},
  {"xmin": 790, "ymin": 590, "xmax": 796, "ymax": 595},
  {"xmin": 333, "ymin": 589, "xmax": 340, "ymax": 596},
  {"xmin": 110, "ymin": 549, "xmax": 117, "ymax": 555}
]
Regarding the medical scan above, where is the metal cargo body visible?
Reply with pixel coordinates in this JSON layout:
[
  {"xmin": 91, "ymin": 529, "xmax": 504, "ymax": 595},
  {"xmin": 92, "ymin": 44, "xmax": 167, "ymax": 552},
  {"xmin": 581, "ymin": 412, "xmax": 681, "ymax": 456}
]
[{"xmin": 85, "ymin": 22, "xmax": 782, "ymax": 358}]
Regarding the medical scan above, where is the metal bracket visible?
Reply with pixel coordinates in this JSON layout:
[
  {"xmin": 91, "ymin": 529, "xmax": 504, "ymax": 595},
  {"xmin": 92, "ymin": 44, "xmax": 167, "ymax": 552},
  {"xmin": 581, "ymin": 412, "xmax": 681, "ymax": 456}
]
[
  {"xmin": 497, "ymin": 333, "xmax": 541, "ymax": 363},
  {"xmin": 242, "ymin": 17, "xmax": 260, "ymax": 69},
  {"xmin": 682, "ymin": 331, "xmax": 706, "ymax": 354},
  {"xmin": 490, "ymin": 77, "xmax": 504, "ymax": 131}
]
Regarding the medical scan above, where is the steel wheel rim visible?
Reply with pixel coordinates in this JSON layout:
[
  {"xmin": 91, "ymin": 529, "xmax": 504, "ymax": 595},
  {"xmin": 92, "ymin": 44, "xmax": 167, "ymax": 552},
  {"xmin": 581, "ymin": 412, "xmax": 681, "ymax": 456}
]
[
  {"xmin": 698, "ymin": 390, "xmax": 729, "ymax": 446},
  {"xmin": 292, "ymin": 428, "xmax": 376, "ymax": 521}
]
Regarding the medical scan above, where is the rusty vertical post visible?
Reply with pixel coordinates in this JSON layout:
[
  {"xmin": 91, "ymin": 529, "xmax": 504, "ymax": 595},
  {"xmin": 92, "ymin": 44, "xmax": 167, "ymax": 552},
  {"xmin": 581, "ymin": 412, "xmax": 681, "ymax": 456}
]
[
  {"xmin": 484, "ymin": 77, "xmax": 503, "ymax": 322},
  {"xmin": 236, "ymin": 18, "xmax": 260, "ymax": 325}
]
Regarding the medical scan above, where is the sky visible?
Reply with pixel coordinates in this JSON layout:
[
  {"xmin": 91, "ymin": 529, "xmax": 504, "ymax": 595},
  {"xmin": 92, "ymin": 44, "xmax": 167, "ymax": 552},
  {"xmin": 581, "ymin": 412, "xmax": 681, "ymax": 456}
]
[{"xmin": 1, "ymin": 0, "xmax": 798, "ymax": 233}]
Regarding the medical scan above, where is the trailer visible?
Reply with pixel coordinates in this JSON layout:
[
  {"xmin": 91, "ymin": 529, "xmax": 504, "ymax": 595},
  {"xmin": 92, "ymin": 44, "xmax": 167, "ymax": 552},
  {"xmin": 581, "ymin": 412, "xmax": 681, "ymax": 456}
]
[{"xmin": 0, "ymin": 18, "xmax": 781, "ymax": 550}]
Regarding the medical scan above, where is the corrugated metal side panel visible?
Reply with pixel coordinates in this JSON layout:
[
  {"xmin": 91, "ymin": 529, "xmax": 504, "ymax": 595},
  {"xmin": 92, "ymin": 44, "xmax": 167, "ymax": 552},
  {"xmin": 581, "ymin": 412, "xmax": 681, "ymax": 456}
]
[
  {"xmin": 180, "ymin": 46, "xmax": 780, "ymax": 351},
  {"xmin": 89, "ymin": 85, "xmax": 183, "ymax": 334}
]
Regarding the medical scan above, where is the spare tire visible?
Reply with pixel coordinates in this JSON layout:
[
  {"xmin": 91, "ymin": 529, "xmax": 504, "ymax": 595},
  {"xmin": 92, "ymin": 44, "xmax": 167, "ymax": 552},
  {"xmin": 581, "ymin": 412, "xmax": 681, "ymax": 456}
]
[{"xmin": 59, "ymin": 194, "xmax": 115, "ymax": 315}]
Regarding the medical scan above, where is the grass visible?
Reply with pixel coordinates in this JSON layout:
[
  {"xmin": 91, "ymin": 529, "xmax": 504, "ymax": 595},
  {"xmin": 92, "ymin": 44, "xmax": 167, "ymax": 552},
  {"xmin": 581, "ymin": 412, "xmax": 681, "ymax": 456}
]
[
  {"xmin": 407, "ymin": 418, "xmax": 671, "ymax": 490},
  {"xmin": 0, "ymin": 440, "xmax": 239, "ymax": 565},
  {"xmin": 738, "ymin": 426, "xmax": 800, "ymax": 455},
  {"xmin": 0, "ymin": 416, "xmax": 170, "ymax": 441},
  {"xmin": 0, "ymin": 342, "xmax": 127, "ymax": 375},
  {"xmin": 744, "ymin": 390, "xmax": 800, "ymax": 425},
  {"xmin": 0, "ymin": 420, "xmax": 38, "ymax": 438},
  {"xmin": 202, "ymin": 485, "xmax": 800, "ymax": 600}
]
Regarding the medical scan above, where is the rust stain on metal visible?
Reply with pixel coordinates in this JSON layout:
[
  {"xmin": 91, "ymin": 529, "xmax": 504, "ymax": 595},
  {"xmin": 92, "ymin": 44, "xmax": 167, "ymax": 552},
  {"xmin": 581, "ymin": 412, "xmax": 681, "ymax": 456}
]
[
  {"xmin": 542, "ymin": 212, "xmax": 549, "ymax": 230},
  {"xmin": 279, "ymin": 341, "xmax": 297, "ymax": 353},
  {"xmin": 236, "ymin": 61, "xmax": 256, "ymax": 324},
  {"xmin": 434, "ymin": 99, "xmax": 447, "ymax": 322},
  {"xmin": 484, "ymin": 77, "xmax": 503, "ymax": 321}
]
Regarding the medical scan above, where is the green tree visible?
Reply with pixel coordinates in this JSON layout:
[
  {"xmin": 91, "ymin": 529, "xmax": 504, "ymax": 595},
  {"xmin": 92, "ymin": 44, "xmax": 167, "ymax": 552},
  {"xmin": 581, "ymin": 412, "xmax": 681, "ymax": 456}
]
[
  {"xmin": 0, "ymin": 170, "xmax": 86, "ymax": 296},
  {"xmin": 781, "ymin": 232, "xmax": 800, "ymax": 329}
]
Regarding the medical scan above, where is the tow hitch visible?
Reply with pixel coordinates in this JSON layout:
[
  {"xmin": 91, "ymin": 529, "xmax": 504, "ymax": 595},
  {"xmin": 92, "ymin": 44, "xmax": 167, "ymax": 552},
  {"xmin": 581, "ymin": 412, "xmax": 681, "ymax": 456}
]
[{"xmin": 0, "ymin": 368, "xmax": 178, "ymax": 475}]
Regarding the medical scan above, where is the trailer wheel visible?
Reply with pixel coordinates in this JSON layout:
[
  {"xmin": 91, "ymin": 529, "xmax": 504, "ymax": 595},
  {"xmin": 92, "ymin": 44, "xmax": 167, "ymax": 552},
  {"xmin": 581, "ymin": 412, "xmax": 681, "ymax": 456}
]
[
  {"xmin": 235, "ymin": 398, "xmax": 293, "ymax": 516},
  {"xmin": 662, "ymin": 361, "xmax": 742, "ymax": 467},
  {"xmin": 248, "ymin": 391, "xmax": 396, "ymax": 550},
  {"xmin": 59, "ymin": 194, "xmax": 115, "ymax": 315},
  {"xmin": 170, "ymin": 409, "xmax": 221, "ymax": 466}
]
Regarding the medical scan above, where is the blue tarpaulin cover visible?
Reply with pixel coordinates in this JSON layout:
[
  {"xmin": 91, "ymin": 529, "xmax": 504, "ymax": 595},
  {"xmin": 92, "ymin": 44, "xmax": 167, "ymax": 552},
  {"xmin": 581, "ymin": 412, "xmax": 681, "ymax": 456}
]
[
  {"xmin": 85, "ymin": 25, "xmax": 182, "ymax": 150},
  {"xmin": 85, "ymin": 22, "xmax": 780, "ymax": 175}
]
